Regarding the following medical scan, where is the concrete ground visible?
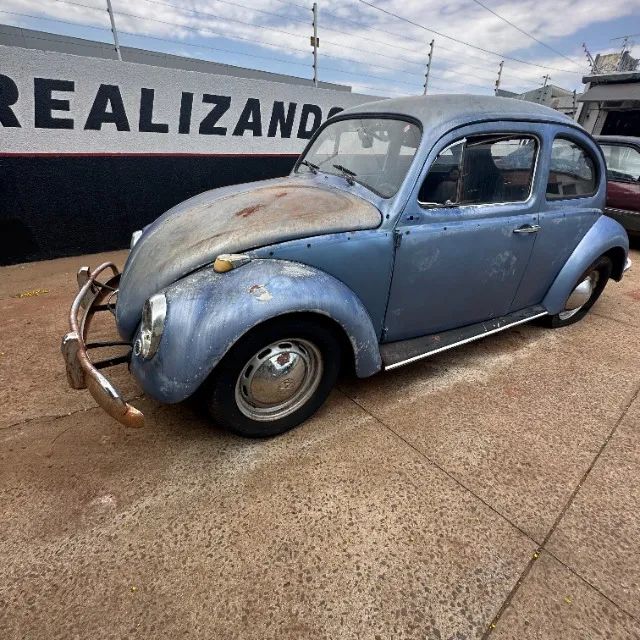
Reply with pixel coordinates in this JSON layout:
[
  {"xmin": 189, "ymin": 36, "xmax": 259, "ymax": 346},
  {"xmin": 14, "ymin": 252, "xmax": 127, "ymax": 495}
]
[{"xmin": 1, "ymin": 247, "xmax": 639, "ymax": 640}]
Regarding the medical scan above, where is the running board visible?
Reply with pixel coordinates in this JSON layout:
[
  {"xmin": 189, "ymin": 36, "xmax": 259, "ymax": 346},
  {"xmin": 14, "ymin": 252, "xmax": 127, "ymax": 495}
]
[{"xmin": 381, "ymin": 305, "xmax": 547, "ymax": 370}]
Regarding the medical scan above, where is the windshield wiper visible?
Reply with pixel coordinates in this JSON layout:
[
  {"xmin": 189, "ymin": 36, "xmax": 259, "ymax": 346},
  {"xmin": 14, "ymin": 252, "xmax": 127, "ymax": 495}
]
[
  {"xmin": 300, "ymin": 159, "xmax": 319, "ymax": 174},
  {"xmin": 332, "ymin": 163, "xmax": 356, "ymax": 186}
]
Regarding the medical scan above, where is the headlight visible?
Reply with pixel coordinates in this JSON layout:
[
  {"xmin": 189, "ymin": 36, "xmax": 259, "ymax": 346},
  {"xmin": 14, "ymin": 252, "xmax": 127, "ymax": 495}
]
[
  {"xmin": 130, "ymin": 230, "xmax": 142, "ymax": 249},
  {"xmin": 134, "ymin": 293, "xmax": 167, "ymax": 360}
]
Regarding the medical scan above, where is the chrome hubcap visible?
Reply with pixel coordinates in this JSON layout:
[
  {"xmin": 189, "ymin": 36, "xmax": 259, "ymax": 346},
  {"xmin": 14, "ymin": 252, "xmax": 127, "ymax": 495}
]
[
  {"xmin": 559, "ymin": 270, "xmax": 599, "ymax": 320},
  {"xmin": 235, "ymin": 338, "xmax": 323, "ymax": 421}
]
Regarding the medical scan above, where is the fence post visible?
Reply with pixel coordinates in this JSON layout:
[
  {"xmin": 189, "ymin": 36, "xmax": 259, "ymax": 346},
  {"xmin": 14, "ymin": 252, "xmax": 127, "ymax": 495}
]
[
  {"xmin": 105, "ymin": 0, "xmax": 122, "ymax": 61},
  {"xmin": 494, "ymin": 60, "xmax": 503, "ymax": 95},
  {"xmin": 539, "ymin": 74, "xmax": 550, "ymax": 103},
  {"xmin": 311, "ymin": 3, "xmax": 319, "ymax": 87},
  {"xmin": 423, "ymin": 39, "xmax": 434, "ymax": 94}
]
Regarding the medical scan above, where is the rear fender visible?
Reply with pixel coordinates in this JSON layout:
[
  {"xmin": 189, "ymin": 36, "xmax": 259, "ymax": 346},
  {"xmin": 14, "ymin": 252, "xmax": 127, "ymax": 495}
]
[
  {"xmin": 130, "ymin": 259, "xmax": 382, "ymax": 403},
  {"xmin": 542, "ymin": 215, "xmax": 628, "ymax": 315}
]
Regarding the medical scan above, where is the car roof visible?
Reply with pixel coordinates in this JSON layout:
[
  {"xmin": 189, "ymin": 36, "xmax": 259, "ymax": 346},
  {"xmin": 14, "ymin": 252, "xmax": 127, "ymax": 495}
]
[
  {"xmin": 594, "ymin": 135, "xmax": 640, "ymax": 146},
  {"xmin": 338, "ymin": 94, "xmax": 575, "ymax": 139}
]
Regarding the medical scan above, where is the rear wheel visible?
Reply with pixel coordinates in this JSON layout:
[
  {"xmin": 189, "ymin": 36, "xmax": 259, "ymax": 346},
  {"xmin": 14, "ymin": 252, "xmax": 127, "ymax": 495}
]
[
  {"xmin": 543, "ymin": 256, "xmax": 612, "ymax": 328},
  {"xmin": 205, "ymin": 317, "xmax": 342, "ymax": 437}
]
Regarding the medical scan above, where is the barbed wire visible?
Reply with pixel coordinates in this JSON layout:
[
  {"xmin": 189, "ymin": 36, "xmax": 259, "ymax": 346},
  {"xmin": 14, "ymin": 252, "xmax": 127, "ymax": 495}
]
[
  {"xmin": 47, "ymin": 0, "xmax": 430, "ymax": 76},
  {"xmin": 48, "ymin": 0, "xmax": 556, "ymax": 88},
  {"xmin": 136, "ymin": 0, "xmax": 428, "ymax": 67}
]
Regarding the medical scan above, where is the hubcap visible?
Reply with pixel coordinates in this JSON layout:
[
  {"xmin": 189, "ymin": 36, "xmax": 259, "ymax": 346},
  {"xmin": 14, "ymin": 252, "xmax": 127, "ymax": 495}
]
[
  {"xmin": 235, "ymin": 338, "xmax": 323, "ymax": 421},
  {"xmin": 559, "ymin": 270, "xmax": 599, "ymax": 320}
]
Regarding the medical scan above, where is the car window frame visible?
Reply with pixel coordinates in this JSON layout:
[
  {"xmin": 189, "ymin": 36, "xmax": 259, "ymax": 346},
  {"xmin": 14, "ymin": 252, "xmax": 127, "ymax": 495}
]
[
  {"xmin": 545, "ymin": 134, "xmax": 599, "ymax": 201},
  {"xmin": 599, "ymin": 142, "xmax": 640, "ymax": 184},
  {"xmin": 417, "ymin": 131, "xmax": 541, "ymax": 210}
]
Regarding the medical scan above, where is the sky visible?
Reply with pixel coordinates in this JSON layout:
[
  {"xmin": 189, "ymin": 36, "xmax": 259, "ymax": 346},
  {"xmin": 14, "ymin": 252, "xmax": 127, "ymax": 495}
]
[{"xmin": 2, "ymin": 0, "xmax": 640, "ymax": 97}]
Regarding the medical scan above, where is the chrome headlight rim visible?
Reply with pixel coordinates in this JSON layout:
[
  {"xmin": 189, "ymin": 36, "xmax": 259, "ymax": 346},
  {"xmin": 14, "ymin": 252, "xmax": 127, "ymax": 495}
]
[{"xmin": 135, "ymin": 293, "xmax": 167, "ymax": 360}]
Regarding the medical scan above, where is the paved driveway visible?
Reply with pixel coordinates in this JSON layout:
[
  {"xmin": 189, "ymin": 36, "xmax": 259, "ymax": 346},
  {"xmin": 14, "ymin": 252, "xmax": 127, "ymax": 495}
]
[{"xmin": 1, "ymin": 247, "xmax": 639, "ymax": 639}]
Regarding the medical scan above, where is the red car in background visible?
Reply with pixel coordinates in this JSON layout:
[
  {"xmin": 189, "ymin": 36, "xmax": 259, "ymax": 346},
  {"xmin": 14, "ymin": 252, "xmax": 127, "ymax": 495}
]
[{"xmin": 596, "ymin": 136, "xmax": 640, "ymax": 235}]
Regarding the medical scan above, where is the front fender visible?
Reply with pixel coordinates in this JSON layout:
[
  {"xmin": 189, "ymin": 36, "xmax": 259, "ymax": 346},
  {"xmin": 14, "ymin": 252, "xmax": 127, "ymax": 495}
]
[
  {"xmin": 543, "ymin": 215, "xmax": 628, "ymax": 315},
  {"xmin": 130, "ymin": 259, "xmax": 382, "ymax": 403}
]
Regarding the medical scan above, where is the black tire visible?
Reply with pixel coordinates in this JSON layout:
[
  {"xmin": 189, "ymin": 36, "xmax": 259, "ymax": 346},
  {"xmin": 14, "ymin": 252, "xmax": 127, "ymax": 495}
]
[
  {"xmin": 204, "ymin": 316, "xmax": 342, "ymax": 438},
  {"xmin": 542, "ymin": 256, "xmax": 612, "ymax": 328}
]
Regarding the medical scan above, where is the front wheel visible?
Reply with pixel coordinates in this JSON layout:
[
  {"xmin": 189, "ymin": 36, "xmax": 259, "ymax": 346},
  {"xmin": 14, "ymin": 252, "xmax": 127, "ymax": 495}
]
[
  {"xmin": 204, "ymin": 317, "xmax": 342, "ymax": 437},
  {"xmin": 543, "ymin": 256, "xmax": 612, "ymax": 328}
]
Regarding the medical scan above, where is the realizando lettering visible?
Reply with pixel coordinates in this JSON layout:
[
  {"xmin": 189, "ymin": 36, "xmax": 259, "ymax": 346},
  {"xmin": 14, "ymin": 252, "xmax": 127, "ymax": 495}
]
[{"xmin": 0, "ymin": 74, "xmax": 344, "ymax": 139}]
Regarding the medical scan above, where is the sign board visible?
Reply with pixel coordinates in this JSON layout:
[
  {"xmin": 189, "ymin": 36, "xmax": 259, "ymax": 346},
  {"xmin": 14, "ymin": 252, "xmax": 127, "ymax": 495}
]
[{"xmin": 0, "ymin": 45, "xmax": 374, "ymax": 155}]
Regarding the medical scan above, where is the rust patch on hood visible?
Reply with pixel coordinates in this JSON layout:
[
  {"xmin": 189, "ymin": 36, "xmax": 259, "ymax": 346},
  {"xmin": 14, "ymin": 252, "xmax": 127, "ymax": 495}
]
[{"xmin": 236, "ymin": 203, "xmax": 265, "ymax": 218}]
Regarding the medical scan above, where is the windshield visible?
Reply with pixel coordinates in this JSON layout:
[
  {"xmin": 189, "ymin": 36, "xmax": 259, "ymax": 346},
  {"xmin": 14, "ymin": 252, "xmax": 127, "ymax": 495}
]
[{"xmin": 296, "ymin": 117, "xmax": 421, "ymax": 198}]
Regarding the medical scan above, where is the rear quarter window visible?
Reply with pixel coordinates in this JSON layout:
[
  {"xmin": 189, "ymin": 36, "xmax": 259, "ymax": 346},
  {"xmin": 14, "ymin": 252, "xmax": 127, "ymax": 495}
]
[{"xmin": 546, "ymin": 137, "xmax": 597, "ymax": 199}]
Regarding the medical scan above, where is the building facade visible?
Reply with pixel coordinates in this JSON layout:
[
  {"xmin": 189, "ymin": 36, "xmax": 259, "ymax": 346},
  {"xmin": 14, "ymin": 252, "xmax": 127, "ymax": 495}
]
[{"xmin": 577, "ymin": 51, "xmax": 640, "ymax": 136}]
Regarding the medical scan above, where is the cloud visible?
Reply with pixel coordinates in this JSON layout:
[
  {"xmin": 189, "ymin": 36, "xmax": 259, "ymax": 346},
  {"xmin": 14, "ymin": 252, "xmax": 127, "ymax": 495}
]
[{"xmin": 2, "ymin": 0, "xmax": 639, "ymax": 96}]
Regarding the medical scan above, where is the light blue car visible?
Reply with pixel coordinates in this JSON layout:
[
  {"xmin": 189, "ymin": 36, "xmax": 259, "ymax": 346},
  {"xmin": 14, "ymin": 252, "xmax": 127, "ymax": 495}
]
[{"xmin": 62, "ymin": 95, "xmax": 630, "ymax": 437}]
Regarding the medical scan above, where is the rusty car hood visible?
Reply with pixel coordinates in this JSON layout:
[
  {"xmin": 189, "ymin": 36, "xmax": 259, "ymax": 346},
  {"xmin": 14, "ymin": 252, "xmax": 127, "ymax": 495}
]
[{"xmin": 116, "ymin": 176, "xmax": 382, "ymax": 338}]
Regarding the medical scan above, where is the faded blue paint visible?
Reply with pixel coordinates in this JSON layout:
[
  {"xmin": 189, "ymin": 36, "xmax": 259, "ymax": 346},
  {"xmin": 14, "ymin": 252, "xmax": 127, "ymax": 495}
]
[
  {"xmin": 130, "ymin": 259, "xmax": 381, "ymax": 404},
  {"xmin": 117, "ymin": 95, "xmax": 630, "ymax": 406},
  {"xmin": 384, "ymin": 120, "xmax": 542, "ymax": 341},
  {"xmin": 380, "ymin": 117, "xmax": 627, "ymax": 341},
  {"xmin": 543, "ymin": 215, "xmax": 629, "ymax": 315},
  {"xmin": 252, "ymin": 229, "xmax": 396, "ymax": 337}
]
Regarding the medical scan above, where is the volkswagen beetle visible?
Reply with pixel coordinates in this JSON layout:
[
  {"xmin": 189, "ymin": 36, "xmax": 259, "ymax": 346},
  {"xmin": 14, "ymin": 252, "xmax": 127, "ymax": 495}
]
[{"xmin": 62, "ymin": 95, "xmax": 631, "ymax": 437}]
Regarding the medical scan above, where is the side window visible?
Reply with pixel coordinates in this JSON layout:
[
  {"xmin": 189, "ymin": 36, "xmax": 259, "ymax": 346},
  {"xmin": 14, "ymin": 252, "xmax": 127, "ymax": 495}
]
[
  {"xmin": 546, "ymin": 137, "xmax": 597, "ymax": 199},
  {"xmin": 600, "ymin": 144, "xmax": 640, "ymax": 183},
  {"xmin": 418, "ymin": 134, "xmax": 538, "ymax": 206}
]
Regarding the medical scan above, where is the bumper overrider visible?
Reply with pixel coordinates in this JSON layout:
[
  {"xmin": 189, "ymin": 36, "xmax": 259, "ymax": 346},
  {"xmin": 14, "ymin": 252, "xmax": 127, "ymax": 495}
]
[{"xmin": 61, "ymin": 262, "xmax": 144, "ymax": 428}]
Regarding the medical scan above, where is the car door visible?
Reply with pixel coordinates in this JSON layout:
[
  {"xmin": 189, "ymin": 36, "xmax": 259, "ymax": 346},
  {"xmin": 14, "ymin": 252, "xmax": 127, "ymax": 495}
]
[{"xmin": 383, "ymin": 127, "xmax": 541, "ymax": 342}]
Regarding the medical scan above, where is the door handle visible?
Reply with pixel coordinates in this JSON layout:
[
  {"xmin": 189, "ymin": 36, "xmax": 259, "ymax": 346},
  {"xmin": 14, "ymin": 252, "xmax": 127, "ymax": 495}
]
[{"xmin": 513, "ymin": 224, "xmax": 541, "ymax": 234}]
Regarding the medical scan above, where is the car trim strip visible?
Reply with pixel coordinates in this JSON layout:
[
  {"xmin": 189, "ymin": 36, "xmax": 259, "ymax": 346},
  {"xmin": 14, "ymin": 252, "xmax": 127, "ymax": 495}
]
[{"xmin": 383, "ymin": 308, "xmax": 547, "ymax": 371}]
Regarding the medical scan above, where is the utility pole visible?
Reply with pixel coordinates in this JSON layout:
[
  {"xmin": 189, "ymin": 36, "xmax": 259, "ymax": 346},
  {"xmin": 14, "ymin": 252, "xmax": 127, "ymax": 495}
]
[
  {"xmin": 311, "ymin": 3, "xmax": 319, "ymax": 87},
  {"xmin": 105, "ymin": 0, "xmax": 122, "ymax": 61},
  {"xmin": 423, "ymin": 39, "xmax": 434, "ymax": 95},
  {"xmin": 539, "ymin": 74, "xmax": 550, "ymax": 103},
  {"xmin": 617, "ymin": 35, "xmax": 629, "ymax": 71},
  {"xmin": 582, "ymin": 42, "xmax": 596, "ymax": 74},
  {"xmin": 494, "ymin": 60, "xmax": 503, "ymax": 95}
]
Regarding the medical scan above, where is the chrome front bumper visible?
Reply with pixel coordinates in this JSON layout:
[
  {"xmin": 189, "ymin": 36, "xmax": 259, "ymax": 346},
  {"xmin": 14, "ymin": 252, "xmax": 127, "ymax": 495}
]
[{"xmin": 61, "ymin": 262, "xmax": 144, "ymax": 428}]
